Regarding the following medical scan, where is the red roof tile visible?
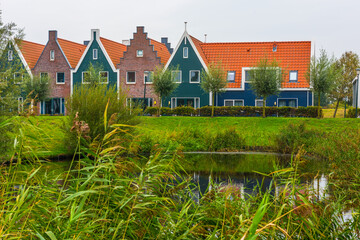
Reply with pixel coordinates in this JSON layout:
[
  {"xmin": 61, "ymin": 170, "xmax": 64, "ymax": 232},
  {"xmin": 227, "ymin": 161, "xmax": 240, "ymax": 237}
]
[
  {"xmin": 198, "ymin": 40, "xmax": 311, "ymax": 88},
  {"xmin": 17, "ymin": 40, "xmax": 44, "ymax": 69},
  {"xmin": 57, "ymin": 38, "xmax": 86, "ymax": 68},
  {"xmin": 100, "ymin": 37, "xmax": 127, "ymax": 66},
  {"xmin": 149, "ymin": 38, "xmax": 171, "ymax": 65}
]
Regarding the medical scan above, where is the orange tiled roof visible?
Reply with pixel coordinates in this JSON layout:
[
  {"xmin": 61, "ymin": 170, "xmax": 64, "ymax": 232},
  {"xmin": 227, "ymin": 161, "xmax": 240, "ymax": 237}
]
[
  {"xmin": 197, "ymin": 40, "xmax": 311, "ymax": 88},
  {"xmin": 100, "ymin": 37, "xmax": 127, "ymax": 66},
  {"xmin": 58, "ymin": 38, "xmax": 86, "ymax": 68},
  {"xmin": 149, "ymin": 38, "xmax": 170, "ymax": 65},
  {"xmin": 17, "ymin": 40, "xmax": 44, "ymax": 69}
]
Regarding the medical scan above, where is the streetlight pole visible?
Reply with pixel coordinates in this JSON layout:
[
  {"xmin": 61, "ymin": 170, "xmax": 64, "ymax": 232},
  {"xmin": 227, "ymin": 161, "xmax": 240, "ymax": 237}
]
[
  {"xmin": 143, "ymin": 73, "xmax": 147, "ymax": 114},
  {"xmin": 356, "ymin": 68, "xmax": 360, "ymax": 118}
]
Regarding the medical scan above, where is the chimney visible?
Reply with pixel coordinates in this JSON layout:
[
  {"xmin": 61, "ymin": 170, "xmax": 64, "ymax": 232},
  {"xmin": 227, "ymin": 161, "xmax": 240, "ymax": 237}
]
[
  {"xmin": 49, "ymin": 30, "xmax": 57, "ymax": 41},
  {"xmin": 91, "ymin": 29, "xmax": 100, "ymax": 41},
  {"xmin": 122, "ymin": 40, "xmax": 130, "ymax": 46},
  {"xmin": 161, "ymin": 37, "xmax": 173, "ymax": 54},
  {"xmin": 136, "ymin": 26, "xmax": 145, "ymax": 34},
  {"xmin": 83, "ymin": 40, "xmax": 90, "ymax": 46}
]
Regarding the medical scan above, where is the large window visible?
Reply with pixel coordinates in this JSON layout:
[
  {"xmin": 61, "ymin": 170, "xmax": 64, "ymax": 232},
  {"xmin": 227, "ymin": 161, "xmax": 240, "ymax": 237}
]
[
  {"xmin": 50, "ymin": 50, "xmax": 55, "ymax": 61},
  {"xmin": 56, "ymin": 72, "xmax": 65, "ymax": 84},
  {"xmin": 144, "ymin": 71, "xmax": 153, "ymax": 84},
  {"xmin": 99, "ymin": 71, "xmax": 108, "ymax": 84},
  {"xmin": 227, "ymin": 71, "xmax": 235, "ymax": 82},
  {"xmin": 183, "ymin": 47, "xmax": 188, "ymax": 58},
  {"xmin": 14, "ymin": 72, "xmax": 23, "ymax": 84},
  {"xmin": 93, "ymin": 49, "xmax": 98, "ymax": 60},
  {"xmin": 172, "ymin": 70, "xmax": 182, "ymax": 83},
  {"xmin": 224, "ymin": 99, "xmax": 244, "ymax": 107},
  {"xmin": 127, "ymin": 71, "xmax": 136, "ymax": 84},
  {"xmin": 289, "ymin": 71, "xmax": 298, "ymax": 82},
  {"xmin": 278, "ymin": 99, "xmax": 297, "ymax": 107},
  {"xmin": 41, "ymin": 98, "xmax": 65, "ymax": 115},
  {"xmin": 189, "ymin": 70, "xmax": 200, "ymax": 83},
  {"xmin": 82, "ymin": 71, "xmax": 90, "ymax": 84},
  {"xmin": 255, "ymin": 99, "xmax": 265, "ymax": 107}
]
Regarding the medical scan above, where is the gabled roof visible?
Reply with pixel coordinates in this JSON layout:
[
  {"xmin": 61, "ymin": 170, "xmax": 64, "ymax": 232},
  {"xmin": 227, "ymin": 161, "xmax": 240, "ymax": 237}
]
[
  {"xmin": 150, "ymin": 38, "xmax": 171, "ymax": 65},
  {"xmin": 189, "ymin": 35, "xmax": 208, "ymax": 66},
  {"xmin": 17, "ymin": 40, "xmax": 44, "ymax": 69},
  {"xmin": 100, "ymin": 37, "xmax": 127, "ymax": 66},
  {"xmin": 57, "ymin": 38, "xmax": 86, "ymax": 68},
  {"xmin": 198, "ymin": 40, "xmax": 311, "ymax": 89}
]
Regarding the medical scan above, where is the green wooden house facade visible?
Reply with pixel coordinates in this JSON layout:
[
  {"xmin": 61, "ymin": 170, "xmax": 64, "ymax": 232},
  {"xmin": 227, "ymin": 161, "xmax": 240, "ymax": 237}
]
[
  {"xmin": 163, "ymin": 31, "xmax": 210, "ymax": 109},
  {"xmin": 71, "ymin": 29, "xmax": 126, "ymax": 94}
]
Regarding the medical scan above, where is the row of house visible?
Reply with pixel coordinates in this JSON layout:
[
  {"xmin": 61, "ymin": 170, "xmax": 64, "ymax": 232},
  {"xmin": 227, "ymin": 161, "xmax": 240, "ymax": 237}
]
[{"xmin": 1, "ymin": 26, "xmax": 313, "ymax": 115}]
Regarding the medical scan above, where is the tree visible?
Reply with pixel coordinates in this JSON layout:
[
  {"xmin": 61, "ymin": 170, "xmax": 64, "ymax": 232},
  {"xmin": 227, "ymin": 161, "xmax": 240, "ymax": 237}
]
[
  {"xmin": 200, "ymin": 61, "xmax": 227, "ymax": 117},
  {"xmin": 82, "ymin": 63, "xmax": 106, "ymax": 86},
  {"xmin": 330, "ymin": 52, "xmax": 359, "ymax": 117},
  {"xmin": 248, "ymin": 57, "xmax": 284, "ymax": 118},
  {"xmin": 152, "ymin": 65, "xmax": 178, "ymax": 117},
  {"xmin": 23, "ymin": 74, "xmax": 50, "ymax": 113},
  {"xmin": 0, "ymin": 10, "xmax": 24, "ymax": 55},
  {"xmin": 306, "ymin": 50, "xmax": 336, "ymax": 118}
]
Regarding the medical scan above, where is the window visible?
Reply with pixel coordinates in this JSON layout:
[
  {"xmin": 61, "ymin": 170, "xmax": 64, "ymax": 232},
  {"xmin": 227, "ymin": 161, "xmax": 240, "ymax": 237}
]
[
  {"xmin": 278, "ymin": 99, "xmax": 297, "ymax": 108},
  {"xmin": 144, "ymin": 71, "xmax": 153, "ymax": 84},
  {"xmin": 8, "ymin": 50, "xmax": 13, "ymax": 61},
  {"xmin": 99, "ymin": 71, "xmax": 108, "ymax": 84},
  {"xmin": 244, "ymin": 70, "xmax": 251, "ymax": 82},
  {"xmin": 289, "ymin": 71, "xmax": 298, "ymax": 82},
  {"xmin": 278, "ymin": 100, "xmax": 286, "ymax": 107},
  {"xmin": 137, "ymin": 50, "xmax": 143, "ymax": 57},
  {"xmin": 289, "ymin": 99, "xmax": 296, "ymax": 107},
  {"xmin": 40, "ymin": 72, "xmax": 48, "ymax": 82},
  {"xmin": 0, "ymin": 72, "xmax": 6, "ymax": 82},
  {"xmin": 255, "ymin": 99, "xmax": 265, "ymax": 107},
  {"xmin": 93, "ymin": 49, "xmax": 98, "ymax": 60},
  {"xmin": 127, "ymin": 71, "xmax": 136, "ymax": 84},
  {"xmin": 82, "ymin": 71, "xmax": 90, "ymax": 84},
  {"xmin": 227, "ymin": 71, "xmax": 235, "ymax": 82},
  {"xmin": 172, "ymin": 70, "xmax": 182, "ymax": 83},
  {"xmin": 50, "ymin": 50, "xmax": 55, "ymax": 61},
  {"xmin": 273, "ymin": 44, "xmax": 277, "ymax": 52},
  {"xmin": 14, "ymin": 72, "xmax": 23, "ymax": 84},
  {"xmin": 183, "ymin": 47, "xmax": 188, "ymax": 58},
  {"xmin": 56, "ymin": 72, "xmax": 65, "ymax": 84},
  {"xmin": 18, "ymin": 97, "xmax": 23, "ymax": 113},
  {"xmin": 224, "ymin": 99, "xmax": 244, "ymax": 107},
  {"xmin": 189, "ymin": 70, "xmax": 200, "ymax": 83}
]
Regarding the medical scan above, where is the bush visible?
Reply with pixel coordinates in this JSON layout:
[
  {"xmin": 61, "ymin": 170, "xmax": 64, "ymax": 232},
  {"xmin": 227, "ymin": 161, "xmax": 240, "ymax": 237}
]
[
  {"xmin": 208, "ymin": 127, "xmax": 246, "ymax": 151},
  {"xmin": 66, "ymin": 85, "xmax": 141, "ymax": 146},
  {"xmin": 274, "ymin": 122, "xmax": 319, "ymax": 154},
  {"xmin": 172, "ymin": 106, "xmax": 195, "ymax": 116},
  {"xmin": 347, "ymin": 107, "xmax": 358, "ymax": 118}
]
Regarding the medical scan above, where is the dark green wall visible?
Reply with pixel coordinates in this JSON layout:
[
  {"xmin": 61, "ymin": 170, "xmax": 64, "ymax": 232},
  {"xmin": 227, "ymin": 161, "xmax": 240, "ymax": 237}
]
[
  {"xmin": 0, "ymin": 42, "xmax": 27, "ymax": 73},
  {"xmin": 72, "ymin": 38, "xmax": 118, "ymax": 89},
  {"xmin": 164, "ymin": 36, "xmax": 209, "ymax": 107}
]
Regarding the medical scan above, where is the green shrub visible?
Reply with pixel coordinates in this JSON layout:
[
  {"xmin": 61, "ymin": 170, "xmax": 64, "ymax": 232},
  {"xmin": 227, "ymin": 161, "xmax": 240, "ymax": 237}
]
[
  {"xmin": 347, "ymin": 107, "xmax": 358, "ymax": 118},
  {"xmin": 208, "ymin": 127, "xmax": 246, "ymax": 151},
  {"xmin": 66, "ymin": 84, "xmax": 141, "ymax": 145},
  {"xmin": 274, "ymin": 122, "xmax": 319, "ymax": 154},
  {"xmin": 172, "ymin": 106, "xmax": 195, "ymax": 116}
]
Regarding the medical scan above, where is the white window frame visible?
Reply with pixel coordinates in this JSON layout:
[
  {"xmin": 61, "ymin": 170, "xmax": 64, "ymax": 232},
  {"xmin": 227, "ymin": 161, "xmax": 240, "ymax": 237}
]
[
  {"xmin": 137, "ymin": 50, "xmax": 143, "ymax": 57},
  {"xmin": 82, "ymin": 71, "xmax": 90, "ymax": 84},
  {"xmin": 99, "ymin": 71, "xmax": 109, "ymax": 84},
  {"xmin": 277, "ymin": 98, "xmax": 298, "ymax": 108},
  {"xmin": 14, "ymin": 72, "xmax": 23, "ymax": 84},
  {"xmin": 227, "ymin": 71, "xmax": 236, "ymax": 82},
  {"xmin": 18, "ymin": 97, "xmax": 23, "ymax": 113},
  {"xmin": 50, "ymin": 50, "xmax": 55, "ymax": 61},
  {"xmin": 242, "ymin": 67, "xmax": 252, "ymax": 83},
  {"xmin": 126, "ymin": 71, "xmax": 136, "ymax": 84},
  {"xmin": 172, "ymin": 70, "xmax": 182, "ymax": 83},
  {"xmin": 93, "ymin": 49, "xmax": 98, "ymax": 60},
  {"xmin": 289, "ymin": 71, "xmax": 298, "ymax": 82},
  {"xmin": 170, "ymin": 97, "xmax": 200, "ymax": 109},
  {"xmin": 224, "ymin": 99, "xmax": 244, "ymax": 107},
  {"xmin": 8, "ymin": 50, "xmax": 13, "ymax": 61},
  {"xmin": 189, "ymin": 70, "xmax": 200, "ymax": 84},
  {"xmin": 183, "ymin": 47, "xmax": 188, "ymax": 58},
  {"xmin": 255, "ymin": 99, "xmax": 265, "ymax": 107},
  {"xmin": 56, "ymin": 72, "xmax": 65, "ymax": 84},
  {"xmin": 144, "ymin": 71, "xmax": 153, "ymax": 84}
]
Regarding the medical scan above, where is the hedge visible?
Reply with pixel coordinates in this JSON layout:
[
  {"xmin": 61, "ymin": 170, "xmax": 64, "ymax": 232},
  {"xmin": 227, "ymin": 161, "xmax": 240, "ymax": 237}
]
[
  {"xmin": 347, "ymin": 107, "xmax": 359, "ymax": 118},
  {"xmin": 144, "ymin": 106, "xmax": 322, "ymax": 118}
]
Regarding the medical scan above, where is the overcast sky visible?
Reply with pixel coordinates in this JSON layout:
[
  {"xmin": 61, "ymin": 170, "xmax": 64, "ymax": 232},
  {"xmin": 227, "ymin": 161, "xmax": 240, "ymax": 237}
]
[{"xmin": 1, "ymin": 0, "xmax": 359, "ymax": 58}]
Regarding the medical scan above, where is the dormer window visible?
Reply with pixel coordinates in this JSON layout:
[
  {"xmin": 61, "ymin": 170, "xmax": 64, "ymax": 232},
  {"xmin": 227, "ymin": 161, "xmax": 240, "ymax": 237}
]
[
  {"xmin": 227, "ymin": 71, "xmax": 236, "ymax": 82},
  {"xmin": 93, "ymin": 49, "xmax": 98, "ymax": 60},
  {"xmin": 289, "ymin": 71, "xmax": 298, "ymax": 82},
  {"xmin": 137, "ymin": 50, "xmax": 143, "ymax": 57},
  {"xmin": 273, "ymin": 44, "xmax": 277, "ymax": 52},
  {"xmin": 50, "ymin": 50, "xmax": 55, "ymax": 61},
  {"xmin": 8, "ymin": 50, "xmax": 13, "ymax": 61},
  {"xmin": 183, "ymin": 47, "xmax": 188, "ymax": 58}
]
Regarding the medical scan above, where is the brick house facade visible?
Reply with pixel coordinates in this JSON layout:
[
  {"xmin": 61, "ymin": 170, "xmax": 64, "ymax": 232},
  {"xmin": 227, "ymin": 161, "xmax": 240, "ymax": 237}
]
[
  {"xmin": 33, "ymin": 30, "xmax": 85, "ymax": 115},
  {"xmin": 118, "ymin": 26, "xmax": 170, "ymax": 107}
]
